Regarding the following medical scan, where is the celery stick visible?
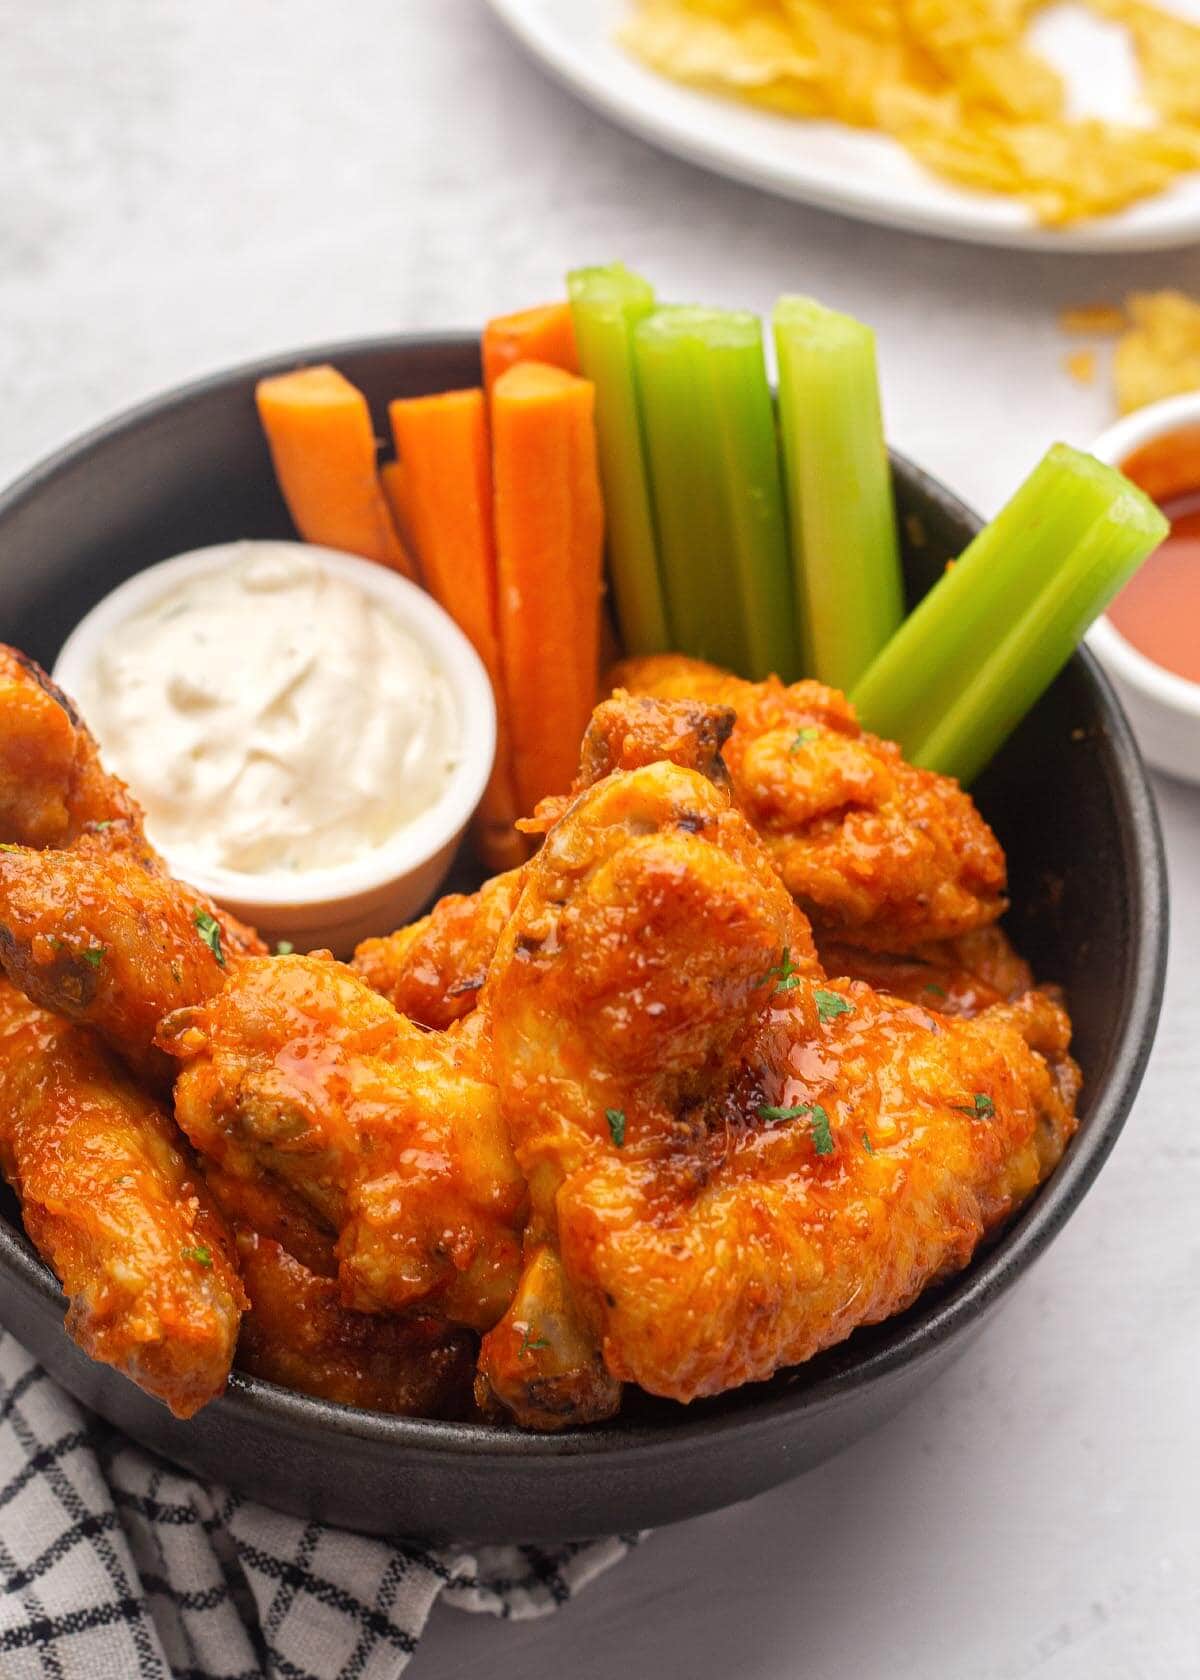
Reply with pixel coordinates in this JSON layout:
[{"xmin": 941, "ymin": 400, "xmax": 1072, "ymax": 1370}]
[
  {"xmin": 633, "ymin": 306, "xmax": 797, "ymax": 678},
  {"xmin": 568, "ymin": 264, "xmax": 670, "ymax": 656},
  {"xmin": 708, "ymin": 322, "xmax": 798, "ymax": 681},
  {"xmin": 852, "ymin": 447, "xmax": 1129, "ymax": 753},
  {"xmin": 774, "ymin": 296, "xmax": 904, "ymax": 690},
  {"xmin": 852, "ymin": 445, "xmax": 1167, "ymax": 784}
]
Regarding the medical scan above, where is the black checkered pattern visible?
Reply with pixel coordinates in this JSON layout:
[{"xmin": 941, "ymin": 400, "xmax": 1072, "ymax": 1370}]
[{"xmin": 0, "ymin": 1333, "xmax": 639, "ymax": 1679}]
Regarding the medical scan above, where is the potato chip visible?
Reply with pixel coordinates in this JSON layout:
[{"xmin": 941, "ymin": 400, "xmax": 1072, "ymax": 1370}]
[
  {"xmin": 1114, "ymin": 290, "xmax": 1200, "ymax": 414},
  {"xmin": 1094, "ymin": 0, "xmax": 1200, "ymax": 125},
  {"xmin": 620, "ymin": 0, "xmax": 1200, "ymax": 225},
  {"xmin": 1059, "ymin": 304, "xmax": 1128, "ymax": 335}
]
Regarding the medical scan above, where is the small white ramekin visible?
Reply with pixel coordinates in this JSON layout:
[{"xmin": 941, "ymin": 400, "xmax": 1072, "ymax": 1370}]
[
  {"xmin": 54, "ymin": 541, "xmax": 496, "ymax": 956},
  {"xmin": 1088, "ymin": 391, "xmax": 1200, "ymax": 787}
]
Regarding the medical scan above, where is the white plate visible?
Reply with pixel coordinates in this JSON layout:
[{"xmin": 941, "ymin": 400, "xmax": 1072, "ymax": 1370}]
[{"xmin": 486, "ymin": 0, "xmax": 1200, "ymax": 251}]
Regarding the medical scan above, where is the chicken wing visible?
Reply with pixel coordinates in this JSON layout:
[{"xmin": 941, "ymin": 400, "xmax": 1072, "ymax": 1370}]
[
  {"xmin": 230, "ymin": 1232, "xmax": 476, "ymax": 1419},
  {"xmin": 349, "ymin": 694, "xmax": 742, "ymax": 1033},
  {"xmin": 352, "ymin": 690, "xmax": 1023, "ymax": 1039},
  {"xmin": 474, "ymin": 1242, "xmax": 620, "ymax": 1431},
  {"xmin": 203, "ymin": 1144, "xmax": 479, "ymax": 1417},
  {"xmin": 0, "ymin": 846, "xmax": 247, "ymax": 1085},
  {"xmin": 0, "ymin": 647, "xmax": 265, "ymax": 1083},
  {"xmin": 352, "ymin": 868, "xmax": 524, "ymax": 1030},
  {"xmin": 0, "ymin": 979, "xmax": 244, "ymax": 1417},
  {"xmin": 483, "ymin": 754, "xmax": 1079, "ymax": 1409},
  {"xmin": 200, "ymin": 1162, "xmax": 339, "ymax": 1279},
  {"xmin": 475, "ymin": 755, "xmax": 819, "ymax": 1424},
  {"xmin": 350, "ymin": 694, "xmax": 740, "ymax": 1028},
  {"xmin": 162, "ymin": 954, "xmax": 527, "ymax": 1332},
  {"xmin": 816, "ymin": 925, "xmax": 1036, "ymax": 1017},
  {"xmin": 610, "ymin": 654, "xmax": 1007, "ymax": 951},
  {"xmin": 0, "ymin": 645, "xmax": 144, "ymax": 851}
]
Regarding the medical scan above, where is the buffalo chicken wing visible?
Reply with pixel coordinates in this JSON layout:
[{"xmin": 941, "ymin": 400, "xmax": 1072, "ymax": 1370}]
[
  {"xmin": 202, "ymin": 1165, "xmax": 477, "ymax": 1416},
  {"xmin": 0, "ymin": 979, "xmax": 244, "ymax": 1417},
  {"xmin": 0, "ymin": 651, "xmax": 1082, "ymax": 1430},
  {"xmin": 163, "ymin": 955, "xmax": 527, "ymax": 1332},
  {"xmin": 0, "ymin": 847, "xmax": 247, "ymax": 1086},
  {"xmin": 482, "ymin": 756, "xmax": 1078, "ymax": 1409},
  {"xmin": 610, "ymin": 654, "xmax": 1007, "ymax": 951}
]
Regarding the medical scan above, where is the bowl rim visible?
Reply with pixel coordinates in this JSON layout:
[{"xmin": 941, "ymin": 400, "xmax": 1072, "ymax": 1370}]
[
  {"xmin": 0, "ymin": 332, "xmax": 1171, "ymax": 1461},
  {"xmin": 50, "ymin": 538, "xmax": 498, "ymax": 909}
]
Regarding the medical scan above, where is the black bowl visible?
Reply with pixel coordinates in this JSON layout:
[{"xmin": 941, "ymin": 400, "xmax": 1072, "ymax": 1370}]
[{"xmin": 0, "ymin": 335, "xmax": 1168, "ymax": 1542}]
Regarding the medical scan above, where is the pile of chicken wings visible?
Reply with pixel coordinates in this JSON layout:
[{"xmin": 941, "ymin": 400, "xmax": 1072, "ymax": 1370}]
[{"xmin": 0, "ymin": 646, "xmax": 1079, "ymax": 1429}]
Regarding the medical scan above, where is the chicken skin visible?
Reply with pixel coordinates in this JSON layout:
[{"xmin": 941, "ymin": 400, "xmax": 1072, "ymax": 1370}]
[
  {"xmin": 483, "ymin": 754, "xmax": 1078, "ymax": 1409},
  {"xmin": 353, "ymin": 868, "xmax": 524, "ymax": 1031},
  {"xmin": 355, "ymin": 871, "xmax": 1035, "ymax": 1037},
  {"xmin": 199, "ymin": 1166, "xmax": 477, "ymax": 1417},
  {"xmin": 199, "ymin": 1162, "xmax": 341, "ymax": 1281},
  {"xmin": 475, "ymin": 1242, "xmax": 621, "ymax": 1430},
  {"xmin": 0, "ymin": 646, "xmax": 144, "ymax": 852},
  {"xmin": 231, "ymin": 1233, "xmax": 476, "ymax": 1418},
  {"xmin": 350, "ymin": 694, "xmax": 741, "ymax": 1028},
  {"xmin": 162, "ymin": 954, "xmax": 527, "ymax": 1332},
  {"xmin": 477, "ymin": 755, "xmax": 818, "ymax": 1424},
  {"xmin": 0, "ymin": 847, "xmax": 247, "ymax": 1086},
  {"xmin": 352, "ymin": 691, "xmax": 1023, "ymax": 1034},
  {"xmin": 816, "ymin": 925, "xmax": 1036, "ymax": 1018},
  {"xmin": 0, "ymin": 979, "xmax": 245, "ymax": 1417},
  {"xmin": 610, "ymin": 654, "xmax": 1007, "ymax": 951}
]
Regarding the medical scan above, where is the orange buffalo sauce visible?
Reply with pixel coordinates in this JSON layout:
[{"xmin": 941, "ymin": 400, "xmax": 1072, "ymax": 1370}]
[{"xmin": 1110, "ymin": 426, "xmax": 1200, "ymax": 684}]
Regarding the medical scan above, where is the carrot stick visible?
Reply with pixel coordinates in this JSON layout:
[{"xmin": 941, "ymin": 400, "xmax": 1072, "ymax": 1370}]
[
  {"xmin": 379, "ymin": 459, "xmax": 418, "ymax": 563},
  {"xmin": 256, "ymin": 365, "xmax": 415, "ymax": 577},
  {"xmin": 491, "ymin": 361, "xmax": 605, "ymax": 813},
  {"xmin": 389, "ymin": 389, "xmax": 527, "ymax": 872},
  {"xmin": 482, "ymin": 303, "xmax": 579, "ymax": 393}
]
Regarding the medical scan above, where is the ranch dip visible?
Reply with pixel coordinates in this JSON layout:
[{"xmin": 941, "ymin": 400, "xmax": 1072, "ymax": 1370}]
[{"xmin": 78, "ymin": 541, "xmax": 460, "ymax": 876}]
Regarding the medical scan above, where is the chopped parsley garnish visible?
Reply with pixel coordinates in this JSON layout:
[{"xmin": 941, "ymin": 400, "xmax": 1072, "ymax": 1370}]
[
  {"xmin": 90, "ymin": 820, "xmax": 114, "ymax": 831},
  {"xmin": 181, "ymin": 1245, "xmax": 212, "ymax": 1268},
  {"xmin": 955, "ymin": 1092, "xmax": 995, "ymax": 1119},
  {"xmin": 814, "ymin": 988, "xmax": 854, "ymax": 1023},
  {"xmin": 81, "ymin": 946, "xmax": 106, "ymax": 969},
  {"xmin": 762, "ymin": 947, "xmax": 803, "ymax": 993},
  {"xmin": 789, "ymin": 727, "xmax": 818, "ymax": 753},
  {"xmin": 194, "ymin": 908, "xmax": 225, "ymax": 967},
  {"xmin": 758, "ymin": 1102, "xmax": 808, "ymax": 1124},
  {"xmin": 807, "ymin": 1104, "xmax": 835, "ymax": 1155},
  {"xmin": 605, "ymin": 1108, "xmax": 627, "ymax": 1148},
  {"xmin": 862, "ymin": 1132, "xmax": 875, "ymax": 1154},
  {"xmin": 275, "ymin": 940, "xmax": 295, "ymax": 956},
  {"xmin": 757, "ymin": 1101, "xmax": 835, "ymax": 1155},
  {"xmin": 518, "ymin": 1329, "xmax": 550, "ymax": 1360},
  {"xmin": 923, "ymin": 982, "xmax": 948, "ymax": 999}
]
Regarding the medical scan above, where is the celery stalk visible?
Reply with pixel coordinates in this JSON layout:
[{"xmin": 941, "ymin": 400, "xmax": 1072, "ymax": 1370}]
[
  {"xmin": 568, "ymin": 264, "xmax": 670, "ymax": 656},
  {"xmin": 773, "ymin": 296, "xmax": 904, "ymax": 690},
  {"xmin": 709, "ymin": 325, "xmax": 799, "ymax": 680},
  {"xmin": 852, "ymin": 444, "xmax": 1168, "ymax": 785},
  {"xmin": 633, "ymin": 306, "xmax": 797, "ymax": 679}
]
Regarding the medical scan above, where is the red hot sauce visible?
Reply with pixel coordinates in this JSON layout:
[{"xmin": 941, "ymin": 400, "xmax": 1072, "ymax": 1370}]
[{"xmin": 1110, "ymin": 424, "xmax": 1200, "ymax": 684}]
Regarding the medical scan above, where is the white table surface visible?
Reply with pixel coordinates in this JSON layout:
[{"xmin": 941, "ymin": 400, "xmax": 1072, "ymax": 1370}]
[{"xmin": 2, "ymin": 3, "xmax": 1198, "ymax": 1674}]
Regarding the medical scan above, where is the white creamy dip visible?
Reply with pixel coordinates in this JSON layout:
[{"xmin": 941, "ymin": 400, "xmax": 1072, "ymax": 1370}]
[{"xmin": 78, "ymin": 542, "xmax": 461, "ymax": 877}]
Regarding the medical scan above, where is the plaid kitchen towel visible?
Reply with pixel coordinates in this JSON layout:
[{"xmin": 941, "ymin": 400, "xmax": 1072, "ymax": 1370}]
[{"xmin": 0, "ymin": 1333, "xmax": 639, "ymax": 1679}]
